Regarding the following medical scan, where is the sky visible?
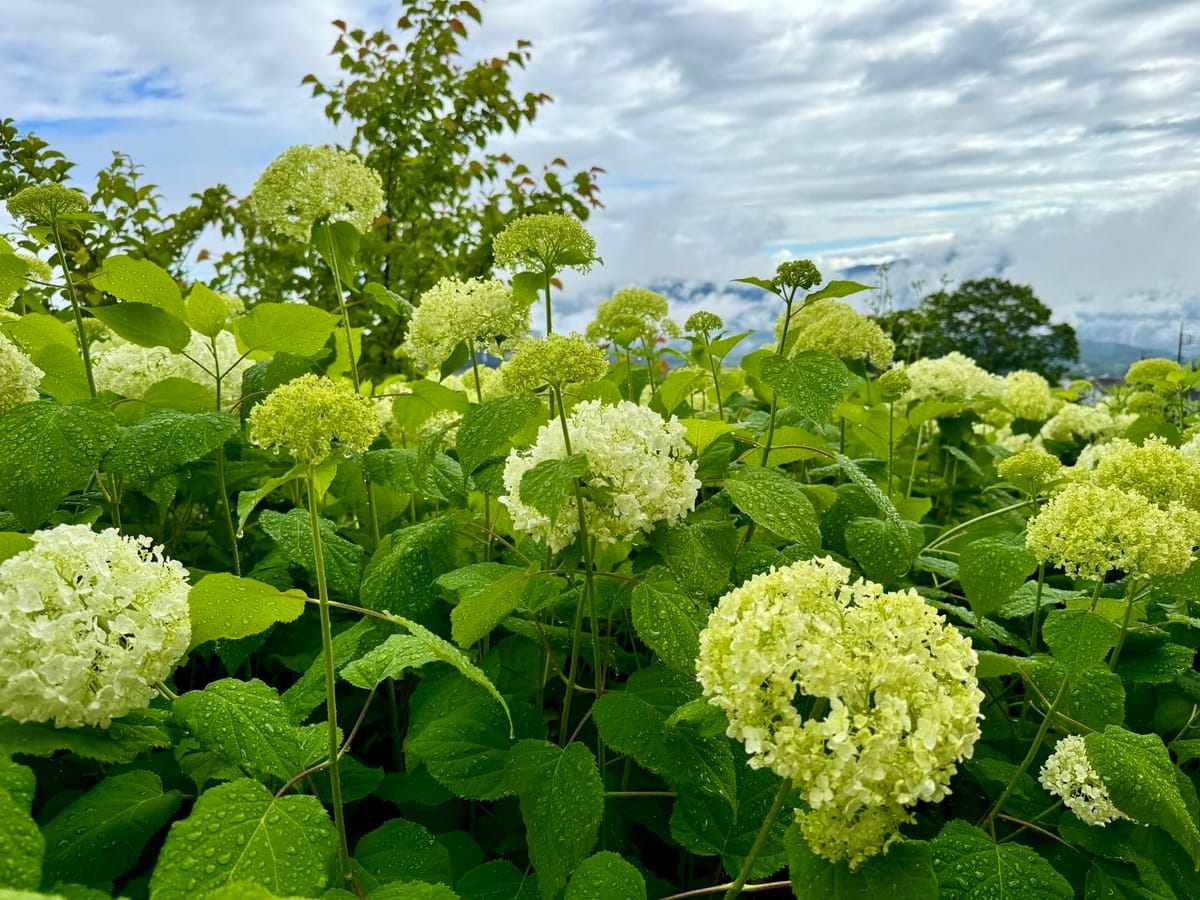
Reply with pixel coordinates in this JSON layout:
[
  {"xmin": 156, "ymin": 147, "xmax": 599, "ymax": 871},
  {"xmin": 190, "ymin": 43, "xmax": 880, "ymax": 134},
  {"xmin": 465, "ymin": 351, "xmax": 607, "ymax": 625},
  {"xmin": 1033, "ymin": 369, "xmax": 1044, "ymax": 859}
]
[{"xmin": 4, "ymin": 0, "xmax": 1200, "ymax": 350}]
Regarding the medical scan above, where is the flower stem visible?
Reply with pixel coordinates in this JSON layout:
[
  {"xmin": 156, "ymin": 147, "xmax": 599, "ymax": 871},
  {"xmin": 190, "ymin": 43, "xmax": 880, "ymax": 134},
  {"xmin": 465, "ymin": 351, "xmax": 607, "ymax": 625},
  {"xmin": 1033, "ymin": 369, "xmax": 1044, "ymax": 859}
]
[
  {"xmin": 51, "ymin": 225, "xmax": 96, "ymax": 398},
  {"xmin": 723, "ymin": 778, "xmax": 792, "ymax": 899},
  {"xmin": 1108, "ymin": 577, "xmax": 1141, "ymax": 671},
  {"xmin": 701, "ymin": 332, "xmax": 726, "ymax": 423}
]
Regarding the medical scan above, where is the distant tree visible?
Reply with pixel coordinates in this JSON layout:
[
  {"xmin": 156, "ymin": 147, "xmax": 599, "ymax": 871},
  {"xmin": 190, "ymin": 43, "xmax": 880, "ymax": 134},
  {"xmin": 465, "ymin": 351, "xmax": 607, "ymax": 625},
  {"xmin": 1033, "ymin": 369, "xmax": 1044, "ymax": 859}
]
[{"xmin": 876, "ymin": 277, "xmax": 1080, "ymax": 380}]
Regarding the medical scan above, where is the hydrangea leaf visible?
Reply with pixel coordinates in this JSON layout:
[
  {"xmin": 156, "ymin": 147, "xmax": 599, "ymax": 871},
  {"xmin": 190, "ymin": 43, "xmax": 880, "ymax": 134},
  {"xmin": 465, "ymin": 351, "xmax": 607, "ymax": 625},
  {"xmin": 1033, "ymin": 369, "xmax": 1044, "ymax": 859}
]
[
  {"xmin": 519, "ymin": 453, "xmax": 588, "ymax": 528},
  {"xmin": 1041, "ymin": 609, "xmax": 1120, "ymax": 675},
  {"xmin": 232, "ymin": 302, "xmax": 340, "ymax": 357},
  {"xmin": 236, "ymin": 457, "xmax": 335, "ymax": 535},
  {"xmin": 0, "ymin": 708, "xmax": 174, "ymax": 764},
  {"xmin": 260, "ymin": 508, "xmax": 365, "ymax": 600},
  {"xmin": 787, "ymin": 829, "xmax": 938, "ymax": 899},
  {"xmin": 930, "ymin": 820, "xmax": 1073, "ymax": 898},
  {"xmin": 340, "ymin": 634, "xmax": 439, "ymax": 690},
  {"xmin": 104, "ymin": 409, "xmax": 238, "ymax": 495},
  {"xmin": 451, "ymin": 570, "xmax": 534, "ymax": 648},
  {"xmin": 844, "ymin": 517, "xmax": 923, "ymax": 586},
  {"xmin": 3, "ymin": 312, "xmax": 90, "ymax": 402},
  {"xmin": 457, "ymin": 395, "xmax": 543, "ymax": 475},
  {"xmin": 563, "ymin": 851, "xmax": 646, "ymax": 900},
  {"xmin": 506, "ymin": 739, "xmax": 603, "ymax": 900},
  {"xmin": 193, "ymin": 882, "xmax": 309, "ymax": 900},
  {"xmin": 41, "ymin": 771, "xmax": 182, "ymax": 889},
  {"xmin": 1111, "ymin": 635, "xmax": 1193, "ymax": 684},
  {"xmin": 404, "ymin": 671, "xmax": 542, "ymax": 801},
  {"xmin": 1028, "ymin": 660, "xmax": 1126, "ymax": 732},
  {"xmin": 185, "ymin": 281, "xmax": 234, "ymax": 338},
  {"xmin": 804, "ymin": 279, "xmax": 874, "ymax": 302},
  {"xmin": 313, "ymin": 219, "xmax": 361, "ymax": 290},
  {"xmin": 91, "ymin": 255, "xmax": 186, "ymax": 319},
  {"xmin": 652, "ymin": 520, "xmax": 738, "ymax": 602},
  {"xmin": 1085, "ymin": 726, "xmax": 1200, "ymax": 868},
  {"xmin": 672, "ymin": 765, "xmax": 795, "ymax": 880},
  {"xmin": 350, "ymin": 818, "xmax": 453, "ymax": 894},
  {"xmin": 187, "ymin": 573, "xmax": 307, "ymax": 650},
  {"xmin": 631, "ymin": 566, "xmax": 710, "ymax": 674},
  {"xmin": 364, "ymin": 448, "xmax": 466, "ymax": 504},
  {"xmin": 359, "ymin": 516, "xmax": 457, "ymax": 616},
  {"xmin": 0, "ymin": 754, "xmax": 34, "ymax": 810},
  {"xmin": 283, "ymin": 618, "xmax": 385, "ymax": 722},
  {"xmin": 456, "ymin": 859, "xmax": 540, "ymax": 900},
  {"xmin": 148, "ymin": 778, "xmax": 336, "ymax": 900},
  {"xmin": 0, "ymin": 781, "xmax": 42, "ymax": 890},
  {"xmin": 391, "ymin": 379, "xmax": 471, "ymax": 437},
  {"xmin": 724, "ymin": 464, "xmax": 821, "ymax": 550},
  {"xmin": 657, "ymin": 367, "xmax": 708, "ymax": 417},
  {"xmin": 759, "ymin": 350, "xmax": 850, "ymax": 424},
  {"xmin": 238, "ymin": 353, "xmax": 319, "ymax": 424},
  {"xmin": 592, "ymin": 667, "xmax": 736, "ymax": 805},
  {"xmin": 174, "ymin": 678, "xmax": 327, "ymax": 783},
  {"xmin": 364, "ymin": 882, "xmax": 460, "ymax": 899},
  {"xmin": 89, "ymin": 302, "xmax": 191, "ymax": 352},
  {"xmin": 0, "ymin": 532, "xmax": 32, "ymax": 565},
  {"xmin": 959, "ymin": 536, "xmax": 1038, "ymax": 619},
  {"xmin": 0, "ymin": 400, "xmax": 120, "ymax": 530}
]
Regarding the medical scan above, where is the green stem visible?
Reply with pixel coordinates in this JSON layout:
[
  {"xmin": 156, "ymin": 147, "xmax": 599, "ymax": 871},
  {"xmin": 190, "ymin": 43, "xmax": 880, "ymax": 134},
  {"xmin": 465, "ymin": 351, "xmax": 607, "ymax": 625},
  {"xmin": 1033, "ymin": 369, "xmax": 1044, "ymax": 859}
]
[
  {"xmin": 1030, "ymin": 561, "xmax": 1045, "ymax": 649},
  {"xmin": 723, "ymin": 778, "xmax": 792, "ymax": 899},
  {"xmin": 307, "ymin": 465, "xmax": 351, "ymax": 882},
  {"xmin": 543, "ymin": 267, "xmax": 554, "ymax": 336},
  {"xmin": 759, "ymin": 297, "xmax": 795, "ymax": 467},
  {"xmin": 702, "ymin": 332, "xmax": 726, "ymax": 422},
  {"xmin": 886, "ymin": 400, "xmax": 895, "ymax": 499},
  {"xmin": 906, "ymin": 421, "xmax": 924, "ymax": 499},
  {"xmin": 1108, "ymin": 577, "xmax": 1141, "ymax": 671},
  {"xmin": 212, "ymin": 344, "xmax": 241, "ymax": 576},
  {"xmin": 641, "ymin": 334, "xmax": 658, "ymax": 398},
  {"xmin": 924, "ymin": 499, "xmax": 1032, "ymax": 552},
  {"xmin": 51, "ymin": 225, "xmax": 96, "ymax": 398}
]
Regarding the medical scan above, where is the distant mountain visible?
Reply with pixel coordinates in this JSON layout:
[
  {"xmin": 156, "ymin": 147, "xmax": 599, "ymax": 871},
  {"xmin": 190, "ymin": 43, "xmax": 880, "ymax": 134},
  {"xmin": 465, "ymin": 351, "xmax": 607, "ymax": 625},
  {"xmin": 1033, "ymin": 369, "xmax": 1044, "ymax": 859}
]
[{"xmin": 1074, "ymin": 339, "xmax": 1177, "ymax": 379}]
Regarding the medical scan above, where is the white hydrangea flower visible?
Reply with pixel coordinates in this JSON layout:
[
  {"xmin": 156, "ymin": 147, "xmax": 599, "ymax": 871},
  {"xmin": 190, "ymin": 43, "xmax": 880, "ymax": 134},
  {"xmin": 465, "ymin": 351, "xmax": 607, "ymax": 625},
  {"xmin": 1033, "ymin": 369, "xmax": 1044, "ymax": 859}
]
[
  {"xmin": 0, "ymin": 332, "xmax": 43, "ymax": 414},
  {"xmin": 898, "ymin": 352, "xmax": 1003, "ymax": 405},
  {"xmin": 1002, "ymin": 370, "xmax": 1061, "ymax": 421},
  {"xmin": 697, "ymin": 556, "xmax": 983, "ymax": 869},
  {"xmin": 92, "ymin": 331, "xmax": 252, "ymax": 408},
  {"xmin": 0, "ymin": 525, "xmax": 191, "ymax": 728},
  {"xmin": 500, "ymin": 400, "xmax": 700, "ymax": 552},
  {"xmin": 1040, "ymin": 402, "xmax": 1133, "ymax": 445},
  {"xmin": 402, "ymin": 276, "xmax": 531, "ymax": 370},
  {"xmin": 1039, "ymin": 735, "xmax": 1128, "ymax": 826}
]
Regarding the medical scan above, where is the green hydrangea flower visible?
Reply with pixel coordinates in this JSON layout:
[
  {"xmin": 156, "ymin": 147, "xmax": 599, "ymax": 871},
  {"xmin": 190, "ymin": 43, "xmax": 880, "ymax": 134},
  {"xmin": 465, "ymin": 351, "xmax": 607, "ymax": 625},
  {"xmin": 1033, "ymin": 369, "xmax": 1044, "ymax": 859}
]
[
  {"xmin": 1001, "ymin": 370, "xmax": 1060, "ymax": 421},
  {"xmin": 249, "ymin": 373, "xmax": 381, "ymax": 464},
  {"xmin": 773, "ymin": 259, "xmax": 822, "ymax": 292},
  {"xmin": 997, "ymin": 448, "xmax": 1063, "ymax": 495},
  {"xmin": 685, "ymin": 310, "xmax": 723, "ymax": 335},
  {"xmin": 586, "ymin": 286, "xmax": 676, "ymax": 344},
  {"xmin": 1092, "ymin": 436, "xmax": 1200, "ymax": 512},
  {"xmin": 501, "ymin": 332, "xmax": 609, "ymax": 394},
  {"xmin": 876, "ymin": 367, "xmax": 912, "ymax": 402},
  {"xmin": 401, "ymin": 276, "xmax": 531, "ymax": 369},
  {"xmin": 0, "ymin": 332, "xmax": 43, "ymax": 413},
  {"xmin": 492, "ymin": 213, "xmax": 598, "ymax": 275},
  {"xmin": 5, "ymin": 183, "xmax": 89, "ymax": 227},
  {"xmin": 774, "ymin": 299, "xmax": 894, "ymax": 368},
  {"xmin": 251, "ymin": 144, "xmax": 384, "ymax": 242},
  {"xmin": 1125, "ymin": 357, "xmax": 1182, "ymax": 388}
]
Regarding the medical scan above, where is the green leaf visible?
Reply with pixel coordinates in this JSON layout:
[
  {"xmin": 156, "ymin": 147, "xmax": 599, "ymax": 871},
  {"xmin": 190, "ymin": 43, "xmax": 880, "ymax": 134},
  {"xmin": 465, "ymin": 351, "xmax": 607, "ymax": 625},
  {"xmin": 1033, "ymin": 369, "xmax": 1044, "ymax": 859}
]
[
  {"xmin": 351, "ymin": 818, "xmax": 453, "ymax": 893},
  {"xmin": 653, "ymin": 520, "xmax": 738, "ymax": 602},
  {"xmin": 313, "ymin": 220, "xmax": 361, "ymax": 290},
  {"xmin": 260, "ymin": 508, "xmax": 365, "ymax": 599},
  {"xmin": 1028, "ymin": 660, "xmax": 1126, "ymax": 731},
  {"xmin": 0, "ymin": 779, "xmax": 42, "ymax": 890},
  {"xmin": 511, "ymin": 271, "xmax": 543, "ymax": 306},
  {"xmin": 724, "ymin": 465, "xmax": 821, "ymax": 551},
  {"xmin": 730, "ymin": 275, "xmax": 780, "ymax": 296},
  {"xmin": 1041, "ymin": 609, "xmax": 1120, "ymax": 674},
  {"xmin": 506, "ymin": 740, "xmax": 603, "ymax": 900},
  {"xmin": 90, "ymin": 302, "xmax": 191, "ymax": 352},
  {"xmin": 0, "ymin": 532, "xmax": 32, "ymax": 565},
  {"xmin": 457, "ymin": 396, "xmax": 543, "ymax": 474},
  {"xmin": 759, "ymin": 350, "xmax": 850, "ymax": 424},
  {"xmin": 959, "ymin": 536, "xmax": 1038, "ymax": 618},
  {"xmin": 456, "ymin": 860, "xmax": 539, "ymax": 900},
  {"xmin": 592, "ymin": 667, "xmax": 735, "ymax": 804},
  {"xmin": 360, "ymin": 516, "xmax": 457, "ymax": 616},
  {"xmin": 364, "ymin": 448, "xmax": 466, "ymax": 504},
  {"xmin": 0, "ymin": 754, "xmax": 34, "ymax": 810},
  {"xmin": 391, "ymin": 380, "xmax": 471, "ymax": 438},
  {"xmin": 673, "ymin": 765, "xmax": 795, "ymax": 880},
  {"xmin": 519, "ymin": 453, "xmax": 588, "ymax": 529},
  {"xmin": 92, "ymin": 255, "xmax": 186, "ymax": 319},
  {"xmin": 931, "ymin": 820, "xmax": 1073, "ymax": 898},
  {"xmin": 232, "ymin": 302, "xmax": 339, "ymax": 356},
  {"xmin": 1086, "ymin": 726, "xmax": 1200, "ymax": 868},
  {"xmin": 1113, "ymin": 635, "xmax": 1194, "ymax": 684},
  {"xmin": 451, "ymin": 569, "xmax": 533, "ymax": 648},
  {"xmin": 631, "ymin": 567, "xmax": 710, "ymax": 674},
  {"xmin": 0, "ymin": 708, "xmax": 174, "ymax": 763},
  {"xmin": 174, "ymin": 679, "xmax": 324, "ymax": 783},
  {"xmin": 186, "ymin": 281, "xmax": 233, "ymax": 337},
  {"xmin": 564, "ymin": 851, "xmax": 646, "ymax": 900},
  {"xmin": 341, "ymin": 634, "xmax": 439, "ymax": 689},
  {"xmin": 804, "ymin": 279, "xmax": 874, "ymax": 303},
  {"xmin": 658, "ymin": 367, "xmax": 708, "ymax": 416},
  {"xmin": 41, "ymin": 771, "xmax": 182, "ymax": 889},
  {"xmin": 0, "ymin": 400, "xmax": 119, "ymax": 530},
  {"xmin": 104, "ymin": 409, "xmax": 237, "ymax": 496},
  {"xmin": 149, "ymin": 778, "xmax": 336, "ymax": 900},
  {"xmin": 283, "ymin": 619, "xmax": 384, "ymax": 722},
  {"xmin": 706, "ymin": 329, "xmax": 754, "ymax": 361},
  {"xmin": 787, "ymin": 829, "xmax": 938, "ymax": 899},
  {"xmin": 187, "ymin": 573, "xmax": 307, "ymax": 649},
  {"xmin": 236, "ymin": 457, "xmax": 335, "ymax": 535},
  {"xmin": 366, "ymin": 882, "xmax": 461, "ymax": 899},
  {"xmin": 844, "ymin": 517, "xmax": 922, "ymax": 585}
]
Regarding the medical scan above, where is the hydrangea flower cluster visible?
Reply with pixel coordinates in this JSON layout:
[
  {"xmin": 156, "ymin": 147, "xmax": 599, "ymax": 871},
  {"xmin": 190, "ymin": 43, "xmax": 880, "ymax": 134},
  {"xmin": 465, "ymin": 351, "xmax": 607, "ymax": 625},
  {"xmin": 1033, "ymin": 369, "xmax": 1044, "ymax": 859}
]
[
  {"xmin": 1039, "ymin": 735, "xmax": 1128, "ymax": 826},
  {"xmin": 5, "ymin": 183, "xmax": 90, "ymax": 227},
  {"xmin": 401, "ymin": 276, "xmax": 531, "ymax": 370},
  {"xmin": 898, "ymin": 352, "xmax": 1002, "ymax": 404},
  {"xmin": 775, "ymin": 300, "xmax": 895, "ymax": 369},
  {"xmin": 1091, "ymin": 436, "xmax": 1200, "ymax": 512},
  {"xmin": 492, "ymin": 213, "xmax": 598, "ymax": 275},
  {"xmin": 0, "ymin": 332, "xmax": 43, "ymax": 414},
  {"xmin": 91, "ymin": 331, "xmax": 253, "ymax": 407},
  {"xmin": 251, "ymin": 144, "xmax": 384, "ymax": 242},
  {"xmin": 1001, "ymin": 370, "xmax": 1061, "ymax": 421},
  {"xmin": 1039, "ymin": 402, "xmax": 1133, "ymax": 445},
  {"xmin": 997, "ymin": 447, "xmax": 1063, "ymax": 495},
  {"xmin": 500, "ymin": 400, "xmax": 700, "ymax": 552},
  {"xmin": 0, "ymin": 524, "xmax": 191, "ymax": 728},
  {"xmin": 684, "ymin": 310, "xmax": 723, "ymax": 335},
  {"xmin": 1124, "ymin": 357, "xmax": 1182, "ymax": 390},
  {"xmin": 502, "ymin": 333, "xmax": 609, "ymax": 394},
  {"xmin": 586, "ymin": 286, "xmax": 677, "ymax": 344},
  {"xmin": 696, "ymin": 557, "xmax": 983, "ymax": 869},
  {"xmin": 249, "ymin": 374, "xmax": 382, "ymax": 465}
]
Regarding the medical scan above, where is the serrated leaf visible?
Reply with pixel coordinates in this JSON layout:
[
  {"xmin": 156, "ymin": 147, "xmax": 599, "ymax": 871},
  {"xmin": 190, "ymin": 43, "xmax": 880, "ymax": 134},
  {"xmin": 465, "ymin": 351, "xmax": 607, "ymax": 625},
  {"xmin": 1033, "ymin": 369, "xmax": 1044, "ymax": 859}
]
[
  {"xmin": 679, "ymin": 418, "xmax": 740, "ymax": 457},
  {"xmin": 360, "ymin": 516, "xmax": 457, "ymax": 616},
  {"xmin": 0, "ymin": 780, "xmax": 42, "ymax": 889},
  {"xmin": 1028, "ymin": 660, "xmax": 1126, "ymax": 731},
  {"xmin": 759, "ymin": 350, "xmax": 850, "ymax": 424},
  {"xmin": 631, "ymin": 567, "xmax": 710, "ymax": 673},
  {"xmin": 351, "ymin": 818, "xmax": 453, "ymax": 893},
  {"xmin": 188, "ymin": 573, "xmax": 307, "ymax": 649},
  {"xmin": 340, "ymin": 634, "xmax": 439, "ymax": 689},
  {"xmin": 232, "ymin": 302, "xmax": 339, "ymax": 356},
  {"xmin": 931, "ymin": 820, "xmax": 1073, "ymax": 898},
  {"xmin": 456, "ymin": 859, "xmax": 539, "ymax": 900},
  {"xmin": 0, "ymin": 532, "xmax": 32, "ymax": 565},
  {"xmin": 1042, "ymin": 609, "xmax": 1120, "ymax": 674},
  {"xmin": 0, "ymin": 755, "xmax": 34, "ymax": 810},
  {"xmin": 845, "ymin": 517, "xmax": 922, "ymax": 585},
  {"xmin": 363, "ymin": 448, "xmax": 466, "ymax": 503},
  {"xmin": 451, "ymin": 570, "xmax": 532, "ymax": 647},
  {"xmin": 149, "ymin": 778, "xmax": 336, "ymax": 900},
  {"xmin": 804, "ymin": 279, "xmax": 874, "ymax": 302},
  {"xmin": 186, "ymin": 281, "xmax": 233, "ymax": 337},
  {"xmin": 507, "ymin": 739, "xmax": 603, "ymax": 900},
  {"xmin": 90, "ymin": 302, "xmax": 191, "ymax": 351},
  {"xmin": 105, "ymin": 409, "xmax": 237, "ymax": 495},
  {"xmin": 788, "ymin": 829, "xmax": 938, "ymax": 898},
  {"xmin": 0, "ymin": 400, "xmax": 119, "ymax": 530},
  {"xmin": 391, "ymin": 380, "xmax": 471, "ymax": 438},
  {"xmin": 519, "ymin": 453, "xmax": 588, "ymax": 529},
  {"xmin": 92, "ymin": 255, "xmax": 186, "ymax": 319},
  {"xmin": 706, "ymin": 329, "xmax": 754, "ymax": 361},
  {"xmin": 1086, "ymin": 726, "xmax": 1200, "ymax": 868},
  {"xmin": 0, "ymin": 708, "xmax": 174, "ymax": 763},
  {"xmin": 653, "ymin": 520, "xmax": 737, "ymax": 601},
  {"xmin": 658, "ymin": 367, "xmax": 708, "ymax": 416},
  {"xmin": 457, "ymin": 395, "xmax": 542, "ymax": 474},
  {"xmin": 41, "ymin": 771, "xmax": 182, "ymax": 889},
  {"xmin": 260, "ymin": 508, "xmax": 365, "ymax": 599},
  {"xmin": 960, "ymin": 536, "xmax": 1038, "ymax": 618},
  {"xmin": 724, "ymin": 465, "xmax": 821, "ymax": 550},
  {"xmin": 283, "ymin": 618, "xmax": 384, "ymax": 722},
  {"xmin": 1113, "ymin": 635, "xmax": 1194, "ymax": 684},
  {"xmin": 175, "ymin": 679, "xmax": 324, "ymax": 782},
  {"xmin": 564, "ymin": 851, "xmax": 646, "ymax": 899}
]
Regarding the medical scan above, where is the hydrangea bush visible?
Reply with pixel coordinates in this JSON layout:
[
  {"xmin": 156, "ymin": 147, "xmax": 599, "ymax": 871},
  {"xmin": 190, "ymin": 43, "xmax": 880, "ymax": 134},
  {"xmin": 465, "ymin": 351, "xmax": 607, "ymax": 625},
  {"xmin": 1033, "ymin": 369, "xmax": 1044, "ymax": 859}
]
[{"xmin": 3, "ymin": 154, "xmax": 1200, "ymax": 900}]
